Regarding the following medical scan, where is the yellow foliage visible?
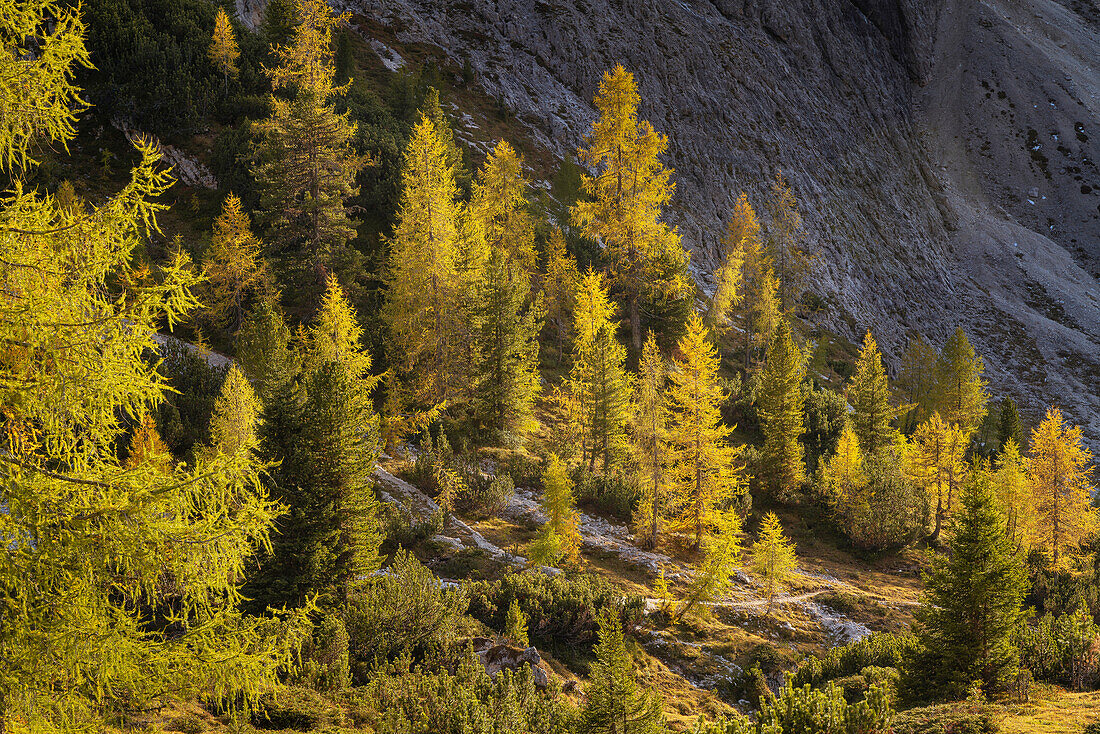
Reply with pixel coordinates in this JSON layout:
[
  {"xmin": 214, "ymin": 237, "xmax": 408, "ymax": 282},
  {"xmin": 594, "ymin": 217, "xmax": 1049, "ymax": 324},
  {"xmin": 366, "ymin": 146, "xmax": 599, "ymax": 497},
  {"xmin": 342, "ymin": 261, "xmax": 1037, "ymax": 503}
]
[
  {"xmin": 910, "ymin": 412, "xmax": 969, "ymax": 540},
  {"xmin": 993, "ymin": 439, "xmax": 1034, "ymax": 551},
  {"xmin": 203, "ymin": 194, "xmax": 264, "ymax": 332},
  {"xmin": 1029, "ymin": 407, "xmax": 1096, "ymax": 568},
  {"xmin": 208, "ymin": 8, "xmax": 240, "ymax": 81}
]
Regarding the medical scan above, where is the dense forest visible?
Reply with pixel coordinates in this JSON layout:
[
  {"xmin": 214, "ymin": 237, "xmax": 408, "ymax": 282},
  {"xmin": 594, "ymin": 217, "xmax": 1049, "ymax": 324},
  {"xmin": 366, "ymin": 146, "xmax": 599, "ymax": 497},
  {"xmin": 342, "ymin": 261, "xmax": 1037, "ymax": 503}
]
[{"xmin": 3, "ymin": 0, "xmax": 1100, "ymax": 732}]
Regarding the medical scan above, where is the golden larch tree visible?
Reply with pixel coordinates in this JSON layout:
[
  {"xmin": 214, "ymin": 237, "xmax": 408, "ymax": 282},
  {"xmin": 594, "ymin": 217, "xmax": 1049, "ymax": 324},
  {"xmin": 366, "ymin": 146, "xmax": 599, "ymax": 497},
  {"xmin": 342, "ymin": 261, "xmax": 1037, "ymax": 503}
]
[
  {"xmin": 933, "ymin": 327, "xmax": 989, "ymax": 437},
  {"xmin": 1029, "ymin": 407, "xmax": 1096, "ymax": 568},
  {"xmin": 572, "ymin": 65, "xmax": 689, "ymax": 352},
  {"xmin": 542, "ymin": 228, "xmax": 581, "ymax": 363},
  {"xmin": 667, "ymin": 311, "xmax": 746, "ymax": 548},
  {"xmin": 751, "ymin": 268, "xmax": 781, "ymax": 365},
  {"xmin": 910, "ymin": 412, "xmax": 969, "ymax": 541},
  {"xmin": 209, "ymin": 7, "xmax": 240, "ymax": 92},
  {"xmin": 822, "ymin": 420, "xmax": 864, "ymax": 509},
  {"xmin": 896, "ymin": 331, "xmax": 939, "ymax": 434},
  {"xmin": 993, "ymin": 439, "xmax": 1034, "ymax": 551},
  {"xmin": 633, "ymin": 332, "xmax": 671, "ymax": 549},
  {"xmin": 751, "ymin": 512, "xmax": 798, "ymax": 615},
  {"xmin": 764, "ymin": 171, "xmax": 812, "ymax": 312},
  {"xmin": 531, "ymin": 454, "xmax": 582, "ymax": 565},
  {"xmin": 204, "ymin": 193, "xmax": 264, "ymax": 333},
  {"xmin": 708, "ymin": 191, "xmax": 760, "ymax": 330}
]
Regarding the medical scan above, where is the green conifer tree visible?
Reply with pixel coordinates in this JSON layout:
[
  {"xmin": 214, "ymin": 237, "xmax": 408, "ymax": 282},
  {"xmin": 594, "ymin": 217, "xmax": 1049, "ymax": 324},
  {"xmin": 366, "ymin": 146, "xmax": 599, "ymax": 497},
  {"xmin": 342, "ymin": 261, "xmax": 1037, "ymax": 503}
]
[
  {"xmin": 757, "ymin": 318, "xmax": 806, "ymax": 499},
  {"xmin": 504, "ymin": 598, "xmax": 530, "ymax": 647},
  {"xmin": 996, "ymin": 397, "xmax": 1024, "ymax": 452},
  {"xmin": 915, "ymin": 471, "xmax": 1027, "ymax": 695},
  {"xmin": 579, "ymin": 608, "xmax": 665, "ymax": 734},
  {"xmin": 933, "ymin": 327, "xmax": 989, "ymax": 438}
]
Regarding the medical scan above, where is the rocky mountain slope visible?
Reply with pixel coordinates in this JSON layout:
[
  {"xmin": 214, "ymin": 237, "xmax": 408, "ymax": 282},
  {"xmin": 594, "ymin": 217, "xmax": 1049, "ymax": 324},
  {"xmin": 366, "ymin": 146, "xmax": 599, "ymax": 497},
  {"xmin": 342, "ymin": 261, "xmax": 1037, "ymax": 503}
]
[{"xmin": 252, "ymin": 0, "xmax": 1100, "ymax": 436}]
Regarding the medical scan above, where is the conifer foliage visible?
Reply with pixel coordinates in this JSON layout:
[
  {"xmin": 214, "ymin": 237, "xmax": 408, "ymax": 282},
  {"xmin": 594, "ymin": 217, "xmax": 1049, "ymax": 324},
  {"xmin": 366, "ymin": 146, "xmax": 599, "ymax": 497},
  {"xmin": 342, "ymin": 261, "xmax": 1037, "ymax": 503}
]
[
  {"xmin": 208, "ymin": 7, "xmax": 239, "ymax": 91},
  {"xmin": 1028, "ymin": 407, "xmax": 1096, "ymax": 568},
  {"xmin": 579, "ymin": 607, "xmax": 665, "ymax": 734},
  {"xmin": 203, "ymin": 193, "xmax": 265, "ymax": 334},
  {"xmin": 758, "ymin": 318, "xmax": 806, "ymax": 499},
  {"xmin": 849, "ymin": 331, "xmax": 895, "ymax": 455},
  {"xmin": 633, "ymin": 333, "xmax": 671, "ymax": 549},
  {"xmin": 751, "ymin": 512, "xmax": 798, "ymax": 615},
  {"xmin": 531, "ymin": 455, "xmax": 582, "ymax": 566}
]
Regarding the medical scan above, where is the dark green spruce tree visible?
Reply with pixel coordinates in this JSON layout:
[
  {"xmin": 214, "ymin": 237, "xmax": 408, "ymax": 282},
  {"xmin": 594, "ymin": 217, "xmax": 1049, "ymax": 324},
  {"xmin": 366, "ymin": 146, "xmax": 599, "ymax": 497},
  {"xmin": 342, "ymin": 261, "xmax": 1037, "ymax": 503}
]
[
  {"xmin": 996, "ymin": 397, "xmax": 1024, "ymax": 453},
  {"xmin": 913, "ymin": 471, "xmax": 1027, "ymax": 696},
  {"xmin": 579, "ymin": 607, "xmax": 665, "ymax": 734}
]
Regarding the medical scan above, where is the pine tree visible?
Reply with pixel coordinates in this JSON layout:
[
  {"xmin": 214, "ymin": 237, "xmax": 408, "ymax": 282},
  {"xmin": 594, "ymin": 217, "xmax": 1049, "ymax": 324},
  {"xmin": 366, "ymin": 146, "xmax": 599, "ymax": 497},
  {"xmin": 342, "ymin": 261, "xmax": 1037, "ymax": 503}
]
[
  {"xmin": 751, "ymin": 512, "xmax": 798, "ymax": 616},
  {"xmin": 570, "ymin": 271, "xmax": 632, "ymax": 472},
  {"xmin": 253, "ymin": 0, "xmax": 364, "ymax": 295},
  {"xmin": 633, "ymin": 333, "xmax": 671, "ymax": 549},
  {"xmin": 757, "ymin": 318, "xmax": 806, "ymax": 499},
  {"xmin": 504, "ymin": 598, "xmax": 530, "ymax": 647},
  {"xmin": 533, "ymin": 455, "xmax": 582, "ymax": 565},
  {"xmin": 667, "ymin": 312, "xmax": 745, "ymax": 548},
  {"xmin": 915, "ymin": 472, "xmax": 1027, "ymax": 695},
  {"xmin": 708, "ymin": 192, "xmax": 759, "ymax": 330},
  {"xmin": 997, "ymin": 397, "xmax": 1024, "ymax": 451},
  {"xmin": 572, "ymin": 65, "xmax": 689, "ymax": 353},
  {"xmin": 208, "ymin": 7, "xmax": 240, "ymax": 92},
  {"xmin": 849, "ymin": 330, "xmax": 896, "ymax": 455},
  {"xmin": 203, "ymin": 194, "xmax": 264, "ymax": 334},
  {"xmin": 896, "ymin": 331, "xmax": 938, "ymax": 434},
  {"xmin": 579, "ymin": 607, "xmax": 665, "ymax": 734},
  {"xmin": 674, "ymin": 510, "xmax": 742, "ymax": 622},
  {"xmin": 910, "ymin": 412, "xmax": 969, "ymax": 542},
  {"xmin": 0, "ymin": 11, "xmax": 308, "ymax": 723},
  {"xmin": 933, "ymin": 327, "xmax": 989, "ymax": 437},
  {"xmin": 764, "ymin": 171, "xmax": 812, "ymax": 312},
  {"xmin": 384, "ymin": 114, "xmax": 464, "ymax": 407},
  {"xmin": 993, "ymin": 439, "xmax": 1033, "ymax": 550},
  {"xmin": 542, "ymin": 228, "xmax": 581, "ymax": 363},
  {"xmin": 1028, "ymin": 407, "xmax": 1096, "ymax": 568}
]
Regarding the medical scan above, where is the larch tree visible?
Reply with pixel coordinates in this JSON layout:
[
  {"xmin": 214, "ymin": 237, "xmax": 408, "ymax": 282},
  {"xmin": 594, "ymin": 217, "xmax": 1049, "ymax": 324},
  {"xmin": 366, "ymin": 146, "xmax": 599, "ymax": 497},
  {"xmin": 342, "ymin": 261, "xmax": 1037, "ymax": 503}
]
[
  {"xmin": 579, "ymin": 608, "xmax": 665, "ymax": 734},
  {"xmin": 667, "ymin": 311, "xmax": 745, "ymax": 548},
  {"xmin": 208, "ymin": 7, "xmax": 240, "ymax": 93},
  {"xmin": 532, "ymin": 455, "xmax": 582, "ymax": 565},
  {"xmin": 253, "ymin": 0, "xmax": 365, "ymax": 296},
  {"xmin": 127, "ymin": 413, "xmax": 173, "ymax": 473},
  {"xmin": 674, "ymin": 510, "xmax": 742, "ymax": 622},
  {"xmin": 915, "ymin": 472, "xmax": 1027, "ymax": 696},
  {"xmin": 933, "ymin": 327, "xmax": 988, "ymax": 437},
  {"xmin": 542, "ymin": 228, "xmax": 580, "ymax": 363},
  {"xmin": 849, "ymin": 331, "xmax": 896, "ymax": 456},
  {"xmin": 993, "ymin": 439, "xmax": 1033, "ymax": 550},
  {"xmin": 469, "ymin": 141, "xmax": 543, "ymax": 442},
  {"xmin": 911, "ymin": 412, "xmax": 969, "ymax": 542},
  {"xmin": 384, "ymin": 114, "xmax": 463, "ymax": 407},
  {"xmin": 757, "ymin": 318, "xmax": 806, "ymax": 499},
  {"xmin": 633, "ymin": 332, "xmax": 671, "ymax": 549},
  {"xmin": 1028, "ymin": 407, "xmax": 1096, "ymax": 569},
  {"xmin": 821, "ymin": 420, "xmax": 864, "ymax": 510},
  {"xmin": 896, "ymin": 331, "xmax": 938, "ymax": 434},
  {"xmin": 751, "ymin": 268, "xmax": 781, "ymax": 365},
  {"xmin": 203, "ymin": 193, "xmax": 265, "ymax": 334},
  {"xmin": 751, "ymin": 512, "xmax": 798, "ymax": 616},
  {"xmin": 764, "ymin": 171, "xmax": 812, "ymax": 312},
  {"xmin": 708, "ymin": 191, "xmax": 760, "ymax": 330},
  {"xmin": 570, "ymin": 271, "xmax": 632, "ymax": 472},
  {"xmin": 203, "ymin": 365, "xmax": 262, "ymax": 461},
  {"xmin": 0, "ymin": 2, "xmax": 309, "ymax": 724},
  {"xmin": 572, "ymin": 65, "xmax": 689, "ymax": 353}
]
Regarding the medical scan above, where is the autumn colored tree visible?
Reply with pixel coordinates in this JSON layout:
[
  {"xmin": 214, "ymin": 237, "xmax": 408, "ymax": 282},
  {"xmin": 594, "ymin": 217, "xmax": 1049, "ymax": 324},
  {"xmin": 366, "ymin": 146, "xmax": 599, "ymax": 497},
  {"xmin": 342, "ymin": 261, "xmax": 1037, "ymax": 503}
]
[
  {"xmin": 569, "ymin": 271, "xmax": 632, "ymax": 472},
  {"xmin": 750, "ymin": 268, "xmax": 782, "ymax": 365},
  {"xmin": 764, "ymin": 171, "xmax": 812, "ymax": 312},
  {"xmin": 384, "ymin": 114, "xmax": 464, "ymax": 407},
  {"xmin": 542, "ymin": 228, "xmax": 581, "ymax": 363},
  {"xmin": 1029, "ymin": 407, "xmax": 1096, "ymax": 568},
  {"xmin": 751, "ymin": 512, "xmax": 798, "ymax": 615},
  {"xmin": 633, "ymin": 332, "xmax": 671, "ymax": 549},
  {"xmin": 849, "ymin": 331, "xmax": 896, "ymax": 455},
  {"xmin": 209, "ymin": 7, "xmax": 240, "ymax": 92},
  {"xmin": 911, "ymin": 412, "xmax": 969, "ymax": 542},
  {"xmin": 667, "ymin": 312, "xmax": 745, "ymax": 548},
  {"xmin": 573, "ymin": 65, "xmax": 689, "ymax": 353},
  {"xmin": 127, "ymin": 413, "xmax": 173, "ymax": 473},
  {"xmin": 674, "ymin": 510, "xmax": 742, "ymax": 622},
  {"xmin": 253, "ymin": 0, "xmax": 365, "ymax": 294},
  {"xmin": 933, "ymin": 327, "xmax": 988, "ymax": 437},
  {"xmin": 708, "ymin": 192, "xmax": 760, "ymax": 331},
  {"xmin": 758, "ymin": 318, "xmax": 806, "ymax": 499},
  {"xmin": 531, "ymin": 455, "xmax": 582, "ymax": 565},
  {"xmin": 580, "ymin": 608, "xmax": 665, "ymax": 734},
  {"xmin": 993, "ymin": 439, "xmax": 1033, "ymax": 550},
  {"xmin": 203, "ymin": 194, "xmax": 265, "ymax": 334},
  {"xmin": 0, "ymin": 7, "xmax": 308, "ymax": 724},
  {"xmin": 470, "ymin": 140, "xmax": 537, "ymax": 276},
  {"xmin": 203, "ymin": 365, "xmax": 261, "ymax": 461},
  {"xmin": 821, "ymin": 420, "xmax": 864, "ymax": 509},
  {"xmin": 896, "ymin": 331, "xmax": 938, "ymax": 434}
]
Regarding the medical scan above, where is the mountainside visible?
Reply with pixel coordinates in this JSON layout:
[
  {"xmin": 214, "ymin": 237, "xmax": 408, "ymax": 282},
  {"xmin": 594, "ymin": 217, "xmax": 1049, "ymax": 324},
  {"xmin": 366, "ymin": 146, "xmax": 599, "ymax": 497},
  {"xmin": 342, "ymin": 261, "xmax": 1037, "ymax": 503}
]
[{"xmin": 325, "ymin": 0, "xmax": 1100, "ymax": 439}]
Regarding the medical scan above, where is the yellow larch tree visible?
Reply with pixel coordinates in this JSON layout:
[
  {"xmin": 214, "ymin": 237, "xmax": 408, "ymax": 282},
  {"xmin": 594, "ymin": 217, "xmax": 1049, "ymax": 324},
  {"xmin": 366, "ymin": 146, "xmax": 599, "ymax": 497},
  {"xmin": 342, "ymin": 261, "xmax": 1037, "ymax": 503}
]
[
  {"xmin": 667, "ymin": 311, "xmax": 746, "ymax": 548},
  {"xmin": 531, "ymin": 454, "xmax": 582, "ymax": 565},
  {"xmin": 209, "ymin": 7, "xmax": 240, "ymax": 92},
  {"xmin": 569, "ymin": 271, "xmax": 632, "ymax": 472},
  {"xmin": 542, "ymin": 228, "xmax": 581, "ymax": 363},
  {"xmin": 1029, "ymin": 407, "xmax": 1096, "ymax": 568},
  {"xmin": 849, "ymin": 330, "xmax": 897, "ymax": 455},
  {"xmin": 633, "ymin": 332, "xmax": 671, "ymax": 549},
  {"xmin": 126, "ymin": 413, "xmax": 173, "ymax": 473},
  {"xmin": 757, "ymin": 318, "xmax": 806, "ymax": 500},
  {"xmin": 674, "ymin": 509, "xmax": 742, "ymax": 622},
  {"xmin": 896, "ymin": 331, "xmax": 939, "ymax": 434},
  {"xmin": 708, "ymin": 192, "xmax": 760, "ymax": 331},
  {"xmin": 204, "ymin": 193, "xmax": 265, "ymax": 334},
  {"xmin": 933, "ymin": 327, "xmax": 989, "ymax": 438},
  {"xmin": 993, "ymin": 439, "xmax": 1034, "ymax": 550},
  {"xmin": 751, "ymin": 268, "xmax": 781, "ymax": 365},
  {"xmin": 470, "ymin": 140, "xmax": 537, "ymax": 277},
  {"xmin": 572, "ymin": 65, "xmax": 689, "ymax": 353},
  {"xmin": 764, "ymin": 170, "xmax": 813, "ymax": 312},
  {"xmin": 911, "ymin": 412, "xmax": 969, "ymax": 542},
  {"xmin": 384, "ymin": 114, "xmax": 463, "ymax": 407},
  {"xmin": 751, "ymin": 512, "xmax": 798, "ymax": 616},
  {"xmin": 821, "ymin": 420, "xmax": 865, "ymax": 513},
  {"xmin": 204, "ymin": 365, "xmax": 262, "ymax": 462}
]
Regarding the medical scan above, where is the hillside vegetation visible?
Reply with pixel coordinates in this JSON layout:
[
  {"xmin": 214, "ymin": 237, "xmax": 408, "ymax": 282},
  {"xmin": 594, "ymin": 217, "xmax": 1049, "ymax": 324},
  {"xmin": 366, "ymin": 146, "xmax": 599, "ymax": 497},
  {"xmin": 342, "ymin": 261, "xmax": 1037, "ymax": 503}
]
[{"xmin": 2, "ymin": 0, "xmax": 1100, "ymax": 733}]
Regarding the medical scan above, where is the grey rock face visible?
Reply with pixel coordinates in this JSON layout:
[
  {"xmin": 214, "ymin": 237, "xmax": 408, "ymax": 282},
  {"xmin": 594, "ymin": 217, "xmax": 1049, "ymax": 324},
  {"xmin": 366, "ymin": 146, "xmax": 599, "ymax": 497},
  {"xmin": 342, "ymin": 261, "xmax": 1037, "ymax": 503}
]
[{"xmin": 275, "ymin": 0, "xmax": 1099, "ymax": 437}]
